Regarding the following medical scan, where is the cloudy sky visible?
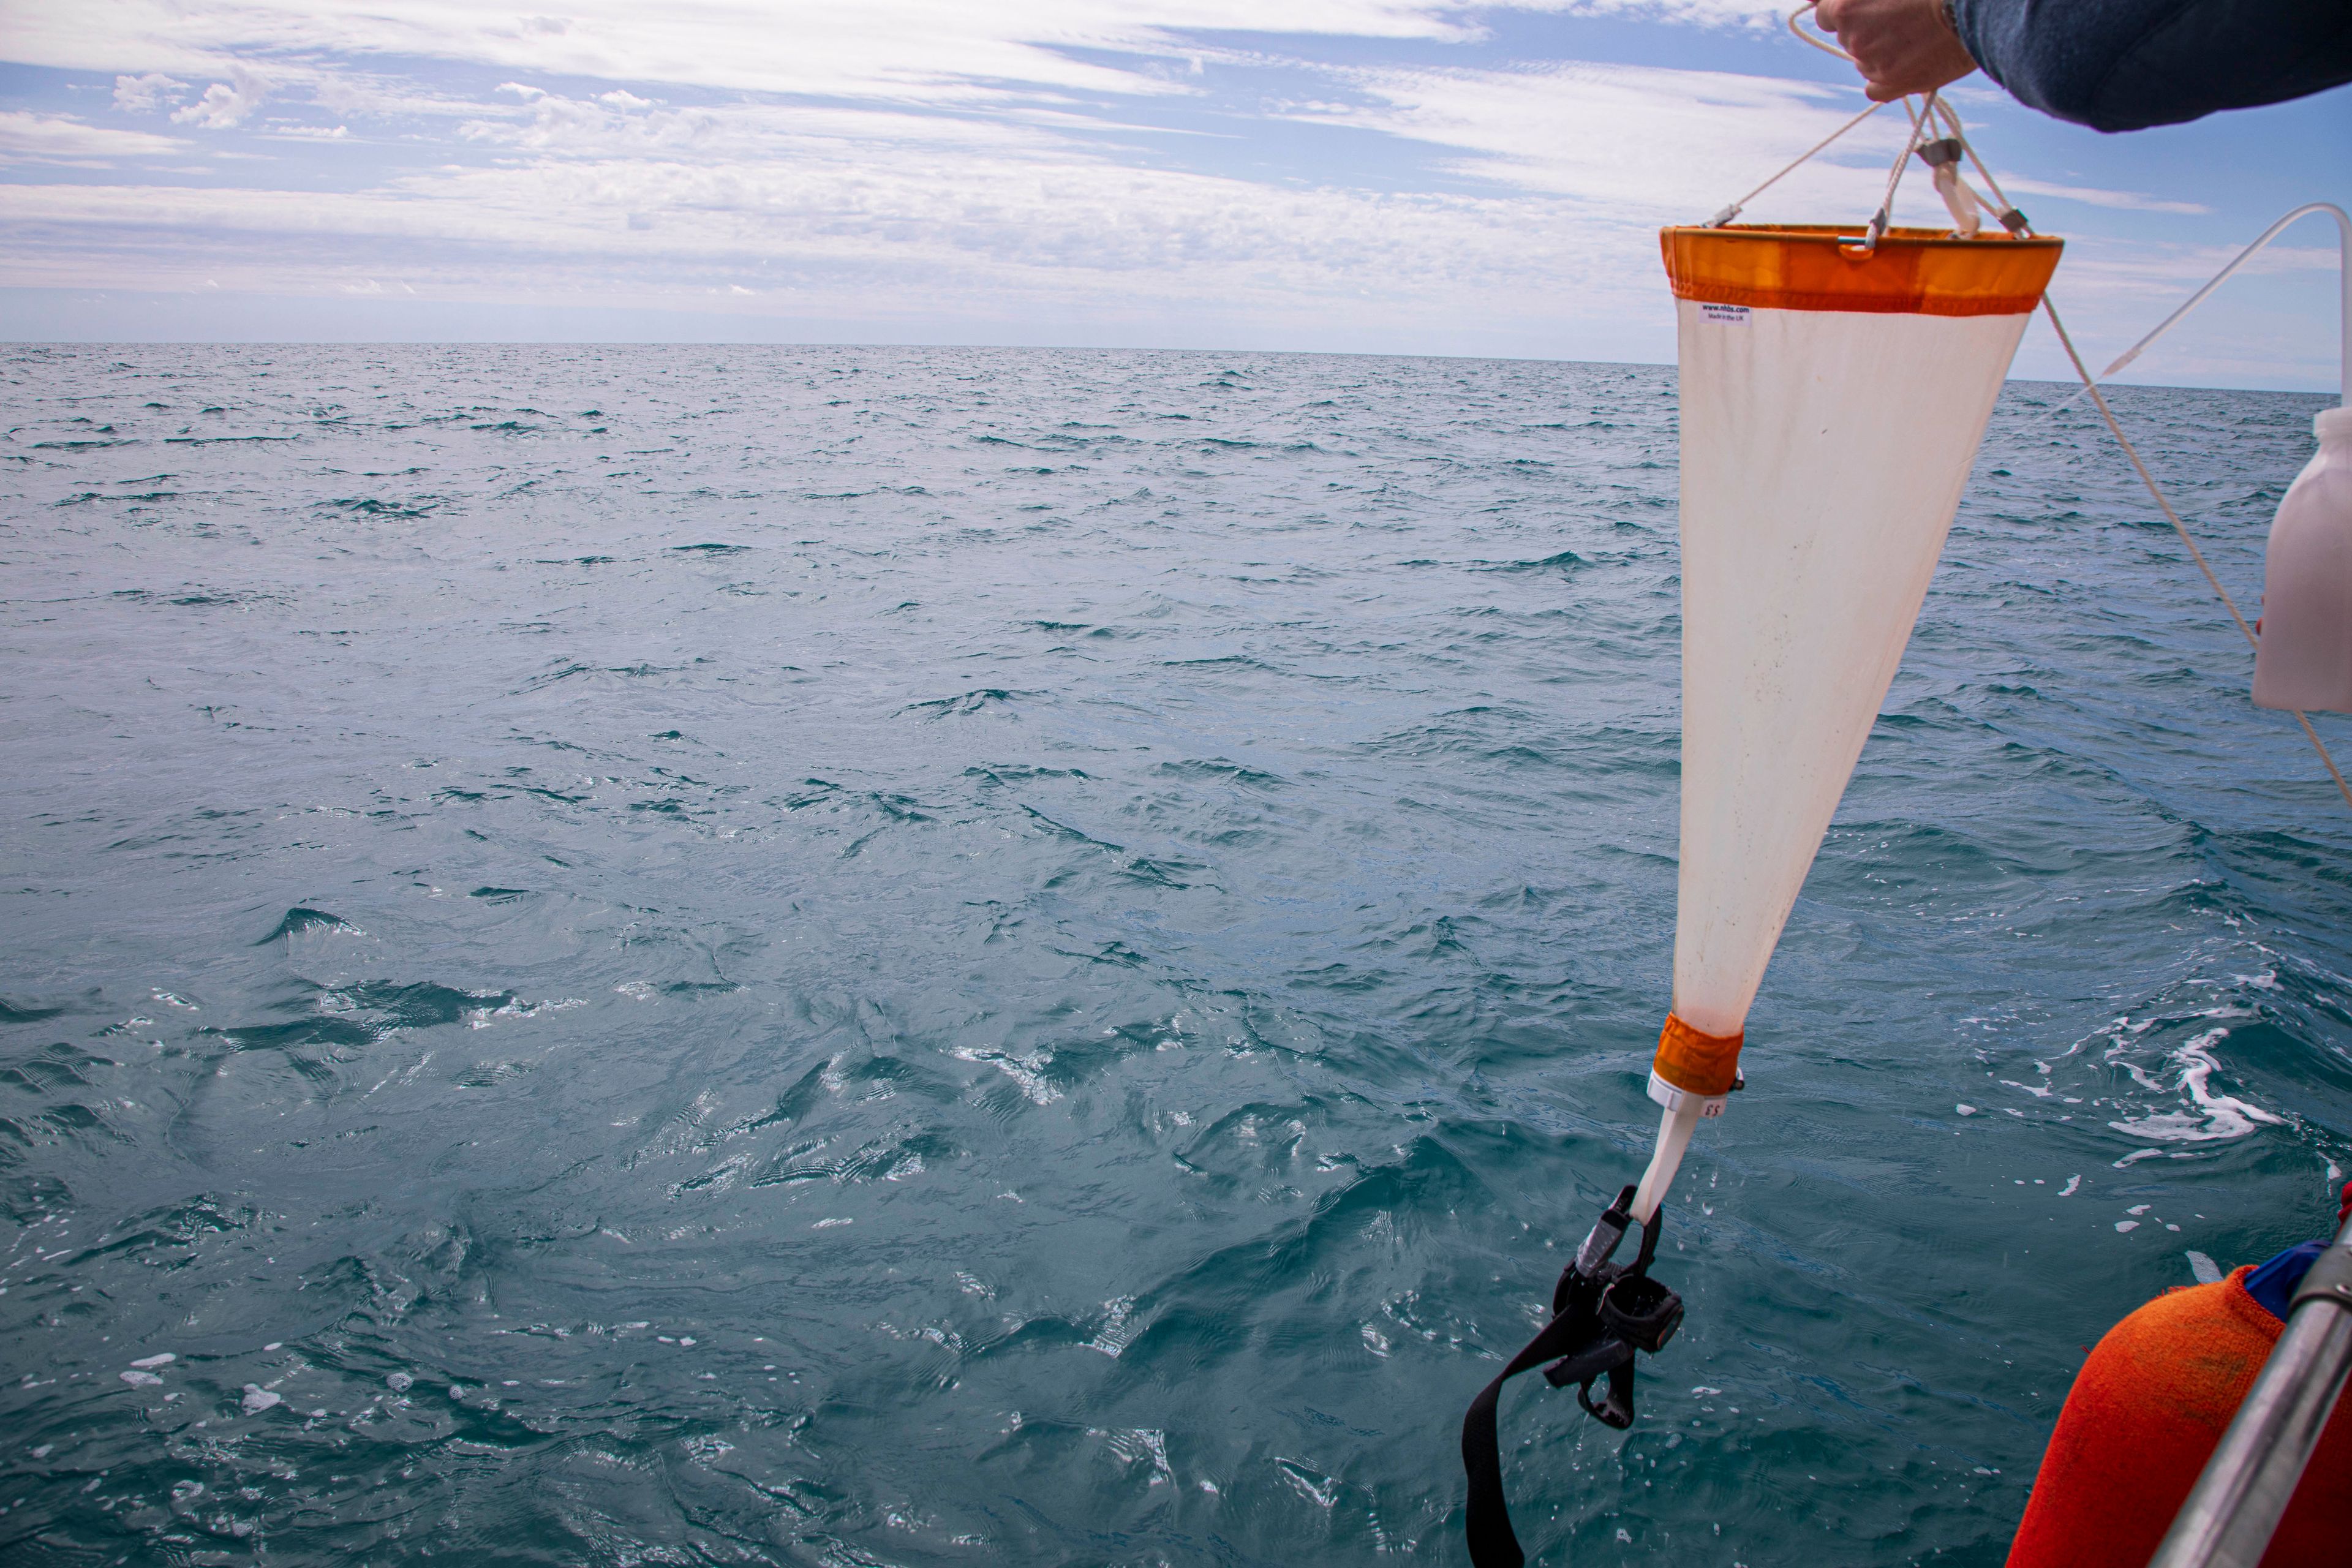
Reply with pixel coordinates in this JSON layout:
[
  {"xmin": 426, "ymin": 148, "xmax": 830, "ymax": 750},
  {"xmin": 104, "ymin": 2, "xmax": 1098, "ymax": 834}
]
[{"xmin": 1, "ymin": 1, "xmax": 2345, "ymax": 385}]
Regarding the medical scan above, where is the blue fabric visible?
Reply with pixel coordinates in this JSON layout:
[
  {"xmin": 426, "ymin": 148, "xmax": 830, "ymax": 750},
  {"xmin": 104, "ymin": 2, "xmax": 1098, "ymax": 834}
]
[
  {"xmin": 1948, "ymin": 0, "xmax": 2352, "ymax": 133},
  {"xmin": 2244, "ymin": 1240, "xmax": 2326, "ymax": 1321}
]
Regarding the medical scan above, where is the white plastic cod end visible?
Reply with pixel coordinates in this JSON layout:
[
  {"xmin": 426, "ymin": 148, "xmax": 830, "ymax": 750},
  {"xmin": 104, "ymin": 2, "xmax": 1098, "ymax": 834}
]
[
  {"xmin": 1646, "ymin": 1067, "xmax": 1730, "ymax": 1119},
  {"xmin": 2252, "ymin": 405, "xmax": 2352, "ymax": 714},
  {"xmin": 1627, "ymin": 1071, "xmax": 1736, "ymax": 1223},
  {"xmin": 1629, "ymin": 1101, "xmax": 1702, "ymax": 1226}
]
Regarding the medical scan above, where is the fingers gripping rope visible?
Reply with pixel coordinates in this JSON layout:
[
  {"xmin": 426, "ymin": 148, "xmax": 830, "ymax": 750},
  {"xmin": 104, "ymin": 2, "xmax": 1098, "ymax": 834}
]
[
  {"xmin": 1765, "ymin": 7, "xmax": 2029, "ymax": 242},
  {"xmin": 1787, "ymin": 1, "xmax": 1945, "ymax": 249}
]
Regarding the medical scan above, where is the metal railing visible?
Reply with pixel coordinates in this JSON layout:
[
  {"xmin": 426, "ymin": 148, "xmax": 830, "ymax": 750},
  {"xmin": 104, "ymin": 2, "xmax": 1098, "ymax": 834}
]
[{"xmin": 2146, "ymin": 1210, "xmax": 2352, "ymax": 1567}]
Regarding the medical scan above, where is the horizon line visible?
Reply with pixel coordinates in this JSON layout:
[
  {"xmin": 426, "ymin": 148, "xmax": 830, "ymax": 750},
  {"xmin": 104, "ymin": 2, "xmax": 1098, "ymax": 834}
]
[{"xmin": 6, "ymin": 339, "xmax": 2334, "ymax": 399}]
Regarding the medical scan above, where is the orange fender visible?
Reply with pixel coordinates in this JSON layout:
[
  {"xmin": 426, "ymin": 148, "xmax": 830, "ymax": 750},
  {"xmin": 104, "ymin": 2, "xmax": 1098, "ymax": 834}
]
[{"xmin": 2005, "ymin": 1267, "xmax": 2352, "ymax": 1568}]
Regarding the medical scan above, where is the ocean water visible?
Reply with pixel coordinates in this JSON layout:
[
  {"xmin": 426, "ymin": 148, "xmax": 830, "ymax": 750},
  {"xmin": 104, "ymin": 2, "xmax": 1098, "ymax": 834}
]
[{"xmin": 1, "ymin": 343, "xmax": 2347, "ymax": 1568}]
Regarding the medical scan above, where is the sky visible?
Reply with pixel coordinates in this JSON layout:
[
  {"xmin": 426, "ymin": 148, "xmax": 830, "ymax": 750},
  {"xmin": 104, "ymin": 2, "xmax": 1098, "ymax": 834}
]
[{"xmin": 0, "ymin": 1, "xmax": 2345, "ymax": 386}]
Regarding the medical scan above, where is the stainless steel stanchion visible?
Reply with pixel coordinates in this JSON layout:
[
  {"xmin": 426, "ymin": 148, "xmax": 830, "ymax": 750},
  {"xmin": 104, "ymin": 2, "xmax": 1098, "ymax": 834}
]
[{"xmin": 2146, "ymin": 1212, "xmax": 2352, "ymax": 1568}]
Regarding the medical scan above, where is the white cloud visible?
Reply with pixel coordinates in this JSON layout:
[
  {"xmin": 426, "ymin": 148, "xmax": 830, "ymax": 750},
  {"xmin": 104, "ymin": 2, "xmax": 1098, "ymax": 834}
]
[
  {"xmin": 2000, "ymin": 232, "xmax": 2345, "ymax": 388},
  {"xmin": 112, "ymin": 72, "xmax": 186, "ymax": 113},
  {"xmin": 0, "ymin": 122, "xmax": 1671, "ymax": 361},
  {"xmin": 2049, "ymin": 239, "xmax": 2340, "ymax": 305},
  {"xmin": 1279, "ymin": 60, "xmax": 1895, "ymax": 219},
  {"xmin": 1264, "ymin": 62, "xmax": 2233, "ymax": 234},
  {"xmin": 451, "ymin": 92, "xmax": 1052, "ymax": 161},
  {"xmin": 1551, "ymin": 0, "xmax": 1789, "ymax": 23},
  {"xmin": 0, "ymin": 44, "xmax": 2297, "ymax": 366},
  {"xmin": 0, "ymin": 0, "xmax": 2332, "ymax": 384},
  {"xmin": 172, "ymin": 69, "xmax": 268, "ymax": 129},
  {"xmin": 1989, "ymin": 173, "xmax": 2209, "ymax": 216},
  {"xmin": 10, "ymin": 1, "xmax": 1741, "ymax": 102},
  {"xmin": 0, "ymin": 109, "xmax": 186, "ymax": 165},
  {"xmin": 304, "ymin": 70, "xmax": 499, "ymax": 121}
]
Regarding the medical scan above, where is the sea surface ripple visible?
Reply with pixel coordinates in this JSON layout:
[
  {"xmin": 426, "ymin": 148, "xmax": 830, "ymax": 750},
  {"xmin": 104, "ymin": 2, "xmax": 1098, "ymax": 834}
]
[{"xmin": 2, "ymin": 343, "xmax": 2348, "ymax": 1567}]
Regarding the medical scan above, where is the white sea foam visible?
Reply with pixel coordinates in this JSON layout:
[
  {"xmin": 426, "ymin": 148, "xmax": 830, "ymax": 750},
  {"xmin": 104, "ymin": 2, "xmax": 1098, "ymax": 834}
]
[
  {"xmin": 951, "ymin": 1044, "xmax": 1061, "ymax": 1104},
  {"xmin": 1107, "ymin": 1427, "xmax": 1173, "ymax": 1487},
  {"xmin": 2107, "ymin": 1029, "xmax": 2284, "ymax": 1144},
  {"xmin": 1085, "ymin": 1295, "xmax": 1140, "ymax": 1357},
  {"xmin": 1275, "ymin": 1457, "xmax": 1338, "ymax": 1509}
]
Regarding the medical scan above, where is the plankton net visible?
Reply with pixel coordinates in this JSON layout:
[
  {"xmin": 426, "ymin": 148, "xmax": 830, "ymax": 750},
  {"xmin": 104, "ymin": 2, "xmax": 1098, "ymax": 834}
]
[
  {"xmin": 1636, "ymin": 222, "xmax": 2065, "ymax": 1214},
  {"xmin": 1461, "ymin": 221, "xmax": 2062, "ymax": 1568}
]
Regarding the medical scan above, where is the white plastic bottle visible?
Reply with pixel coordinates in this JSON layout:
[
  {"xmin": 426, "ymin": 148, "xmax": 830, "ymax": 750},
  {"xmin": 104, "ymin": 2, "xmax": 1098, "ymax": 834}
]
[{"xmin": 2253, "ymin": 406, "xmax": 2352, "ymax": 714}]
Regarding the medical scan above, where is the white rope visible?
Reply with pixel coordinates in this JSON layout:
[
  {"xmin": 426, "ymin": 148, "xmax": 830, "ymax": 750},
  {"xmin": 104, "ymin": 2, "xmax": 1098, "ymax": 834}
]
[
  {"xmin": 2042, "ymin": 203, "xmax": 2352, "ymax": 420},
  {"xmin": 1787, "ymin": 1, "xmax": 1855, "ymax": 62},
  {"xmin": 1706, "ymin": 100, "xmax": 1888, "ymax": 227},
  {"xmin": 1883, "ymin": 94, "xmax": 1927, "ymax": 207},
  {"xmin": 2040, "ymin": 298, "xmax": 2352, "ymax": 813},
  {"xmin": 1849, "ymin": 92, "xmax": 1936, "ymax": 252}
]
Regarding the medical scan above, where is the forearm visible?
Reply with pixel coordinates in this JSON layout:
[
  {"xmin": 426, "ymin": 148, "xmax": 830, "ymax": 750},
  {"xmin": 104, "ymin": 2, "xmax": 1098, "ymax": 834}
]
[{"xmin": 1950, "ymin": 0, "xmax": 2352, "ymax": 132}]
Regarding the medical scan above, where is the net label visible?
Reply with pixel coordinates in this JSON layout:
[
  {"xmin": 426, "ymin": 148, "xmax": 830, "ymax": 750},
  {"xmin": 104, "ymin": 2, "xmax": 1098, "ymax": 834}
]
[{"xmin": 1701, "ymin": 304, "xmax": 1751, "ymax": 325}]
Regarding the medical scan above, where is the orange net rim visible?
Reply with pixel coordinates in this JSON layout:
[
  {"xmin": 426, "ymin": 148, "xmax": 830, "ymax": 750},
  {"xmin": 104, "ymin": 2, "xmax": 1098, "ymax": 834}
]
[
  {"xmin": 1660, "ymin": 223, "xmax": 2064, "ymax": 317},
  {"xmin": 1663, "ymin": 222, "xmax": 2064, "ymax": 251}
]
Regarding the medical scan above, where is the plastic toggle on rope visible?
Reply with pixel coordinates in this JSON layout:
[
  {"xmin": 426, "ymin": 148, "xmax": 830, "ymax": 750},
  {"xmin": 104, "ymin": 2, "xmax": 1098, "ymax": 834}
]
[{"xmin": 1917, "ymin": 138, "xmax": 1983, "ymax": 237}]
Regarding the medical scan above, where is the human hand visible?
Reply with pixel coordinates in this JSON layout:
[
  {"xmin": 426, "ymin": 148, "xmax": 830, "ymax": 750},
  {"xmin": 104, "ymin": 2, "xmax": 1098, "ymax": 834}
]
[{"xmin": 1812, "ymin": 0, "xmax": 1978, "ymax": 102}]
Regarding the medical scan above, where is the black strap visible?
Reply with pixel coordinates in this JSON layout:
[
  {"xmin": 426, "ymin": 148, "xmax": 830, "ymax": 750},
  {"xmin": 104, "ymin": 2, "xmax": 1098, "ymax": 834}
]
[
  {"xmin": 1460, "ymin": 1267, "xmax": 1589, "ymax": 1568},
  {"xmin": 1463, "ymin": 1191, "xmax": 1663, "ymax": 1568}
]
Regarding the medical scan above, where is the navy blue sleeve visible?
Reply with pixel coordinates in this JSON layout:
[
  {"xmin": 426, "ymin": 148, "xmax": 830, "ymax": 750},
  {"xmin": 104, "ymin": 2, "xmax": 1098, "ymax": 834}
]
[{"xmin": 1948, "ymin": 0, "xmax": 2352, "ymax": 132}]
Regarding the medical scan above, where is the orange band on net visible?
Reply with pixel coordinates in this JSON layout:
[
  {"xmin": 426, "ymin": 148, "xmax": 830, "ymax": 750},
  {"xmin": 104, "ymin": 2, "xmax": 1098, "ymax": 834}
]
[
  {"xmin": 1654, "ymin": 1014, "xmax": 1744, "ymax": 1098},
  {"xmin": 1659, "ymin": 225, "xmax": 2063, "ymax": 317}
]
